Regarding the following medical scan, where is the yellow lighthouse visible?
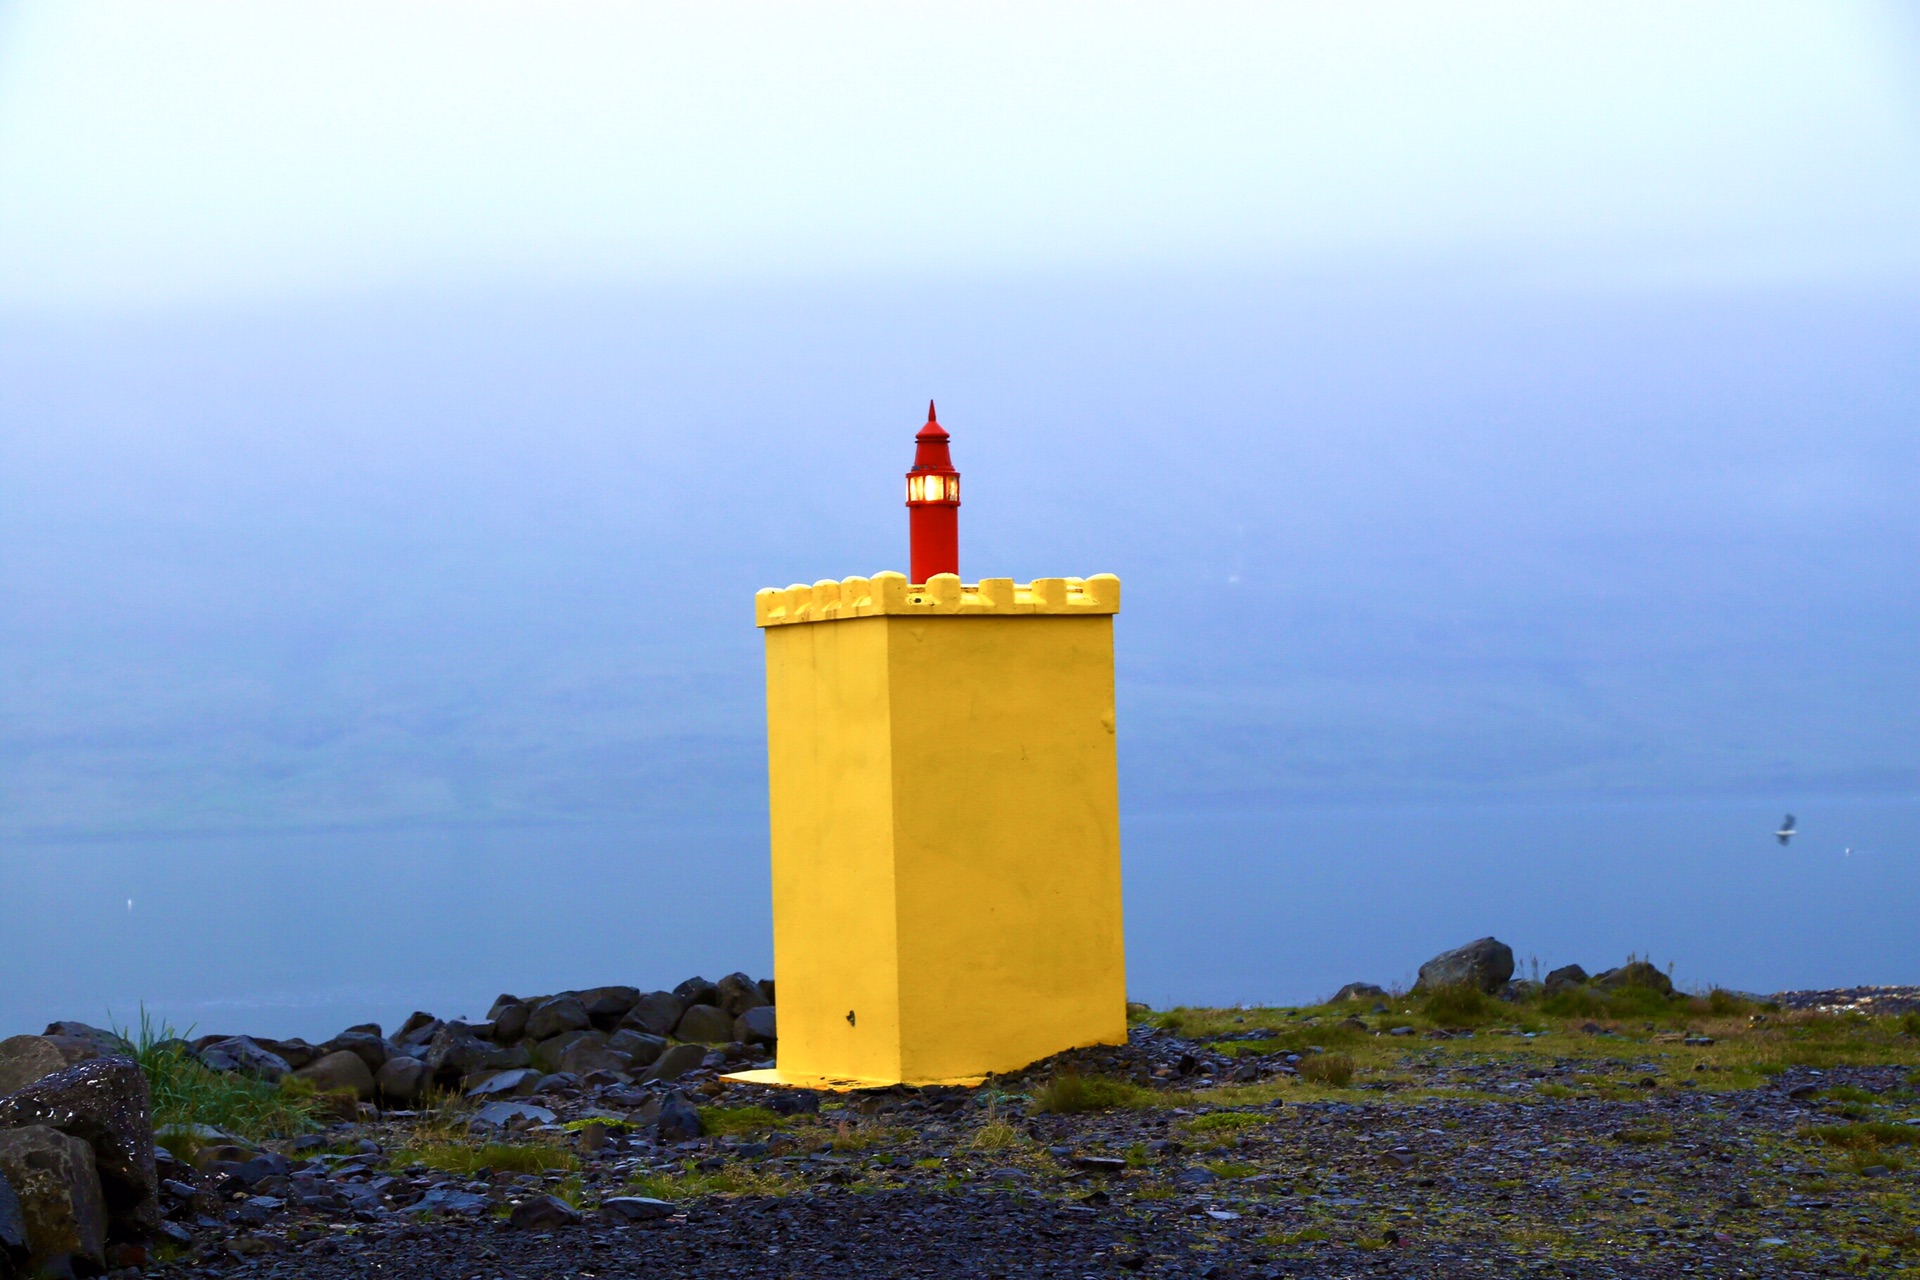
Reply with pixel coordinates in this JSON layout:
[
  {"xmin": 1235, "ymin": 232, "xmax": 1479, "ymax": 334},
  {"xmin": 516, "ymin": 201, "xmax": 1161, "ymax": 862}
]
[{"xmin": 733, "ymin": 409, "xmax": 1128, "ymax": 1088}]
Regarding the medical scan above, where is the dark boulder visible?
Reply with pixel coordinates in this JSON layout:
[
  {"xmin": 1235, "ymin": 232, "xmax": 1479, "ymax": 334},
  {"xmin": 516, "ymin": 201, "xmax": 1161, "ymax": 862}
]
[
  {"xmin": 1331, "ymin": 983, "xmax": 1388, "ymax": 1004},
  {"xmin": 317, "ymin": 1031, "xmax": 388, "ymax": 1074},
  {"xmin": 1544, "ymin": 964, "xmax": 1590, "ymax": 992},
  {"xmin": 292, "ymin": 1051, "xmax": 376, "ymax": 1102},
  {"xmin": 509, "ymin": 1194, "xmax": 581, "ymax": 1230},
  {"xmin": 600, "ymin": 1195, "xmax": 675, "ymax": 1223},
  {"xmin": 38, "ymin": 1025, "xmax": 129, "ymax": 1061},
  {"xmin": 735, "ymin": 1007, "xmax": 777, "ymax": 1045},
  {"xmin": 0, "ymin": 1039, "xmax": 72, "ymax": 1098},
  {"xmin": 252, "ymin": 1038, "xmax": 319, "ymax": 1070},
  {"xmin": 0, "ymin": 1127, "xmax": 105, "ymax": 1274},
  {"xmin": 0, "ymin": 1058, "xmax": 157, "ymax": 1239},
  {"xmin": 491, "ymin": 1001, "xmax": 531, "ymax": 1044},
  {"xmin": 374, "ymin": 1056, "xmax": 429, "ymax": 1104},
  {"xmin": 715, "ymin": 973, "xmax": 770, "ymax": 1018},
  {"xmin": 424, "ymin": 1024, "xmax": 507, "ymax": 1083},
  {"xmin": 525, "ymin": 997, "xmax": 590, "ymax": 1042},
  {"xmin": 655, "ymin": 1092, "xmax": 702, "ymax": 1142},
  {"xmin": 672, "ymin": 977, "xmax": 719, "ymax": 1010},
  {"xmin": 607, "ymin": 1030, "xmax": 666, "ymax": 1067},
  {"xmin": 194, "ymin": 1037, "xmax": 291, "ymax": 1081},
  {"xmin": 621, "ymin": 992, "xmax": 685, "ymax": 1039},
  {"xmin": 642, "ymin": 1043, "xmax": 706, "ymax": 1084},
  {"xmin": 674, "ymin": 1005, "xmax": 735, "ymax": 1044},
  {"xmin": 0, "ymin": 1169, "xmax": 27, "ymax": 1276},
  {"xmin": 1593, "ymin": 961, "xmax": 1674, "ymax": 995},
  {"xmin": 394, "ymin": 1013, "xmax": 442, "ymax": 1047},
  {"xmin": 1412, "ymin": 937, "xmax": 1515, "ymax": 994},
  {"xmin": 576, "ymin": 987, "xmax": 641, "ymax": 1029}
]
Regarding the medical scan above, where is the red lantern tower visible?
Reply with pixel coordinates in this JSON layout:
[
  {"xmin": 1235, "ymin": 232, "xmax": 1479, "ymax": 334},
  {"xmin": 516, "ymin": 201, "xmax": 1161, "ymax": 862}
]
[{"xmin": 905, "ymin": 401, "xmax": 960, "ymax": 583}]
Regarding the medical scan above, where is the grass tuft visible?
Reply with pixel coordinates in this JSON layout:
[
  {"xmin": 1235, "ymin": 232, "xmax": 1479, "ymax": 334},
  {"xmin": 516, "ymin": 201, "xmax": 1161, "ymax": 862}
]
[
  {"xmin": 1297, "ymin": 1053, "xmax": 1356, "ymax": 1088},
  {"xmin": 400, "ymin": 1139, "xmax": 577, "ymax": 1176},
  {"xmin": 124, "ymin": 1011, "xmax": 320, "ymax": 1143},
  {"xmin": 695, "ymin": 1105, "xmax": 786, "ymax": 1137},
  {"xmin": 626, "ymin": 1160, "xmax": 801, "ymax": 1199},
  {"xmin": 1420, "ymin": 984, "xmax": 1496, "ymax": 1027},
  {"xmin": 1031, "ymin": 1071, "xmax": 1158, "ymax": 1114}
]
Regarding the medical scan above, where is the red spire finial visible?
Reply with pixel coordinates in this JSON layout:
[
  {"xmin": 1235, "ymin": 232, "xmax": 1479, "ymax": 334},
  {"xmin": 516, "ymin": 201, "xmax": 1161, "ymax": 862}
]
[{"xmin": 917, "ymin": 400, "xmax": 946, "ymax": 442}]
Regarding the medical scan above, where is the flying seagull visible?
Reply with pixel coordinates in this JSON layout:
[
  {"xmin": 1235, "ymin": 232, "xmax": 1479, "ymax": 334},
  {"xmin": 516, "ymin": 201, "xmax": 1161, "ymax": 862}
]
[{"xmin": 1776, "ymin": 814, "xmax": 1797, "ymax": 846}]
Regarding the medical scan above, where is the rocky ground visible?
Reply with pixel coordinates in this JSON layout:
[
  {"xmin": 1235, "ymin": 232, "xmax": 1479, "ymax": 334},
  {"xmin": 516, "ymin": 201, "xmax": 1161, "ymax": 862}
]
[{"xmin": 6, "ymin": 956, "xmax": 1920, "ymax": 1279}]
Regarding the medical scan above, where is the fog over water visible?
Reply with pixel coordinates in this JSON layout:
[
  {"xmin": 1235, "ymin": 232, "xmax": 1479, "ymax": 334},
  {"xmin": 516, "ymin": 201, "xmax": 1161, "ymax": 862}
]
[{"xmin": 2, "ymin": 275, "xmax": 1914, "ymax": 1037}]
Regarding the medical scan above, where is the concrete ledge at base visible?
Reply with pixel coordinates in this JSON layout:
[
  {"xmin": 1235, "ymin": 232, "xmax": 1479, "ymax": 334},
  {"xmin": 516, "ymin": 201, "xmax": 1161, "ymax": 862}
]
[{"xmin": 720, "ymin": 1068, "xmax": 986, "ymax": 1092}]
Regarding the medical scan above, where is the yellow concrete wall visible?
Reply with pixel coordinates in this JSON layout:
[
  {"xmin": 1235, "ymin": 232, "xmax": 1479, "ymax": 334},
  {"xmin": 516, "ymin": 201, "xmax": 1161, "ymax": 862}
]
[
  {"xmin": 759, "ymin": 578, "xmax": 1126, "ymax": 1086},
  {"xmin": 888, "ymin": 615, "xmax": 1128, "ymax": 1082},
  {"xmin": 762, "ymin": 616, "xmax": 903, "ymax": 1083}
]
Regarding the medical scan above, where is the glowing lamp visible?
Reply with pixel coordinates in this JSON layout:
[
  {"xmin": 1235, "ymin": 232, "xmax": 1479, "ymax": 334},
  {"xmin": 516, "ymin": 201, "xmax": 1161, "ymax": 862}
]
[{"xmin": 906, "ymin": 400, "xmax": 960, "ymax": 583}]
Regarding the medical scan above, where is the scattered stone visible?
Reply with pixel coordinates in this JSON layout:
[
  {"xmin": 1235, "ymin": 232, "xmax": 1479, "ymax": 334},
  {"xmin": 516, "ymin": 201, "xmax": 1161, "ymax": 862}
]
[
  {"xmin": 1412, "ymin": 937, "xmax": 1515, "ymax": 994},
  {"xmin": 470, "ymin": 1102, "xmax": 556, "ymax": 1129},
  {"xmin": 467, "ymin": 1068, "xmax": 543, "ymax": 1099},
  {"xmin": 656, "ymin": 1092, "xmax": 702, "ymax": 1142},
  {"xmin": 509, "ymin": 1195, "xmax": 582, "ymax": 1230},
  {"xmin": 600, "ymin": 1196, "xmax": 676, "ymax": 1223},
  {"xmin": 0, "ymin": 1127, "xmax": 105, "ymax": 1274},
  {"xmin": 409, "ymin": 1188, "xmax": 490, "ymax": 1217}
]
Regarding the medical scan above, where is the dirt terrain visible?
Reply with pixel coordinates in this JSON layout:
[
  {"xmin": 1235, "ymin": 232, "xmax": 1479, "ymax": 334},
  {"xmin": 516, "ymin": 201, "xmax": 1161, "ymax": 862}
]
[{"xmin": 136, "ymin": 986, "xmax": 1920, "ymax": 1279}]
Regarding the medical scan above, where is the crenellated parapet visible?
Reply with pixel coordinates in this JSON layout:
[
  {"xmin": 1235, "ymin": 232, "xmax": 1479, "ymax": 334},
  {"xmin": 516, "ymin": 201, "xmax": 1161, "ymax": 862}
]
[{"xmin": 755, "ymin": 572, "xmax": 1120, "ymax": 628}]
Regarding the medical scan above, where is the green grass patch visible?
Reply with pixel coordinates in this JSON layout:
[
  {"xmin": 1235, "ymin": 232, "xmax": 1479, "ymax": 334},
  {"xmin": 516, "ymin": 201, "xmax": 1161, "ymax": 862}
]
[
  {"xmin": 401, "ymin": 1140, "xmax": 577, "ymax": 1177},
  {"xmin": 626, "ymin": 1160, "xmax": 803, "ymax": 1199},
  {"xmin": 1420, "ymin": 984, "xmax": 1497, "ymax": 1027},
  {"xmin": 1202, "ymin": 1160, "xmax": 1258, "ymax": 1178},
  {"xmin": 561, "ymin": 1117, "xmax": 635, "ymax": 1134},
  {"xmin": 1031, "ymin": 1071, "xmax": 1158, "ymax": 1114},
  {"xmin": 1179, "ymin": 1112, "xmax": 1269, "ymax": 1135},
  {"xmin": 1297, "ymin": 1053, "xmax": 1356, "ymax": 1088},
  {"xmin": 695, "ymin": 1105, "xmax": 786, "ymax": 1137},
  {"xmin": 1804, "ymin": 1122, "xmax": 1920, "ymax": 1151},
  {"xmin": 126, "ymin": 1012, "xmax": 320, "ymax": 1144}
]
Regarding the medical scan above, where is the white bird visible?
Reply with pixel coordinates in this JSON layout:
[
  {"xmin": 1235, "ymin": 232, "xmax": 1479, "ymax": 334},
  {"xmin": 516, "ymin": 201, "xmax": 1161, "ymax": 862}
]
[{"xmin": 1775, "ymin": 814, "xmax": 1797, "ymax": 846}]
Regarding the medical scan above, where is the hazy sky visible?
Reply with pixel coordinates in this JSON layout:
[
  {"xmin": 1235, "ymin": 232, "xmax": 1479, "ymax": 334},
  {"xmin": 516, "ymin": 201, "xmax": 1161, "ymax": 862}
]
[{"xmin": 3, "ymin": 2, "xmax": 1919, "ymax": 309}]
